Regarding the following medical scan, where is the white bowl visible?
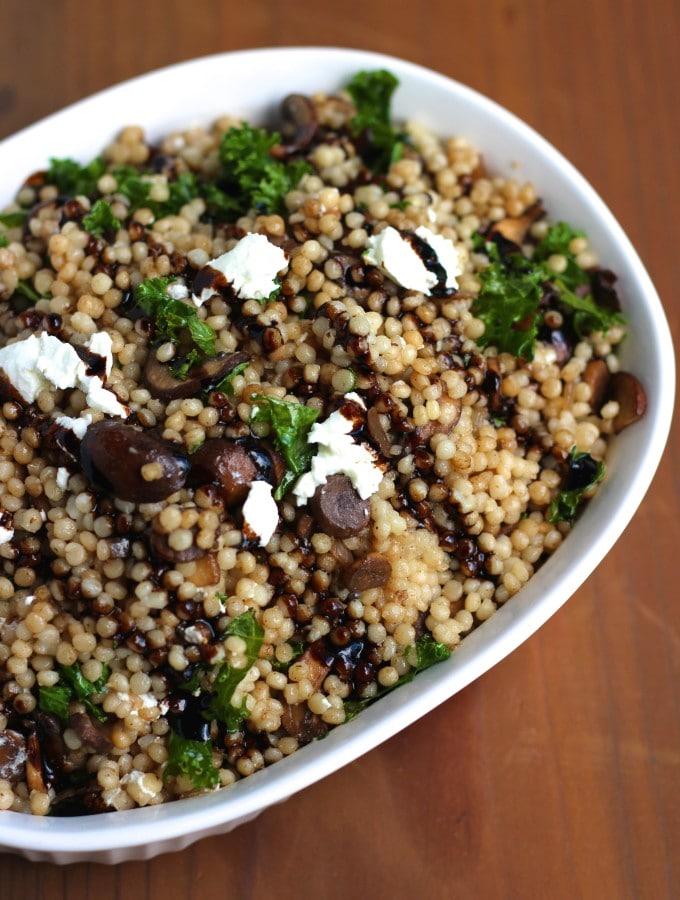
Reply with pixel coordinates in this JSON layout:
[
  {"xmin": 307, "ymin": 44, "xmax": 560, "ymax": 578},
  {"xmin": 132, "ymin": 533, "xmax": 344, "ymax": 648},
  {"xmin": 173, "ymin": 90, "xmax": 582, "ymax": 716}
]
[{"xmin": 0, "ymin": 46, "xmax": 674, "ymax": 864}]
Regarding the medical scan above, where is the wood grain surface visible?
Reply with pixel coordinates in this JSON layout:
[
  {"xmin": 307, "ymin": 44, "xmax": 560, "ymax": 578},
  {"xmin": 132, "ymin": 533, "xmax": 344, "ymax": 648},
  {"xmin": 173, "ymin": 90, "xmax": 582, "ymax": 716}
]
[{"xmin": 0, "ymin": 1, "xmax": 678, "ymax": 897}]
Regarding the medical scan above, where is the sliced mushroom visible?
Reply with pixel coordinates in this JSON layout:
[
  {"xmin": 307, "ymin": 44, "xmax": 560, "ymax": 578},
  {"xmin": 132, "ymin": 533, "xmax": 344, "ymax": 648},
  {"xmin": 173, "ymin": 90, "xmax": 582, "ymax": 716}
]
[
  {"xmin": 50, "ymin": 780, "xmax": 110, "ymax": 815},
  {"xmin": 188, "ymin": 439, "xmax": 258, "ymax": 506},
  {"xmin": 69, "ymin": 712, "xmax": 112, "ymax": 753},
  {"xmin": 26, "ymin": 731, "xmax": 48, "ymax": 793},
  {"xmin": 80, "ymin": 420, "xmax": 189, "ymax": 502},
  {"xmin": 413, "ymin": 394, "xmax": 462, "ymax": 445},
  {"xmin": 246, "ymin": 440, "xmax": 286, "ymax": 489},
  {"xmin": 143, "ymin": 350, "xmax": 249, "ymax": 401},
  {"xmin": 487, "ymin": 201, "xmax": 545, "ymax": 247},
  {"xmin": 366, "ymin": 407, "xmax": 392, "ymax": 456},
  {"xmin": 270, "ymin": 93, "xmax": 318, "ymax": 158},
  {"xmin": 32, "ymin": 711, "xmax": 69, "ymax": 785},
  {"xmin": 0, "ymin": 729, "xmax": 27, "ymax": 785},
  {"xmin": 310, "ymin": 474, "xmax": 370, "ymax": 538},
  {"xmin": 280, "ymin": 702, "xmax": 328, "ymax": 742},
  {"xmin": 582, "ymin": 358, "xmax": 610, "ymax": 412},
  {"xmin": 149, "ymin": 529, "xmax": 204, "ymax": 563},
  {"xmin": 289, "ymin": 643, "xmax": 332, "ymax": 692},
  {"xmin": 329, "ymin": 538, "xmax": 354, "ymax": 568},
  {"xmin": 589, "ymin": 267, "xmax": 621, "ymax": 312},
  {"xmin": 186, "ymin": 553, "xmax": 221, "ymax": 587},
  {"xmin": 609, "ymin": 371, "xmax": 647, "ymax": 432},
  {"xmin": 342, "ymin": 553, "xmax": 392, "ymax": 592}
]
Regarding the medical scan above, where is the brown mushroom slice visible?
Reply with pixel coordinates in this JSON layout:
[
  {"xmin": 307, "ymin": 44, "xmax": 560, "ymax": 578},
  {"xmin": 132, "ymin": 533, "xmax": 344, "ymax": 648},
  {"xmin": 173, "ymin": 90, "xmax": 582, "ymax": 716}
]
[
  {"xmin": 270, "ymin": 93, "xmax": 318, "ymax": 158},
  {"xmin": 366, "ymin": 407, "xmax": 392, "ymax": 456},
  {"xmin": 149, "ymin": 529, "xmax": 204, "ymax": 564},
  {"xmin": 188, "ymin": 439, "xmax": 258, "ymax": 507},
  {"xmin": 609, "ymin": 371, "xmax": 647, "ymax": 432},
  {"xmin": 0, "ymin": 729, "xmax": 27, "ymax": 785},
  {"xmin": 143, "ymin": 350, "xmax": 249, "ymax": 401},
  {"xmin": 310, "ymin": 474, "xmax": 370, "ymax": 538},
  {"xmin": 342, "ymin": 553, "xmax": 392, "ymax": 592},
  {"xmin": 247, "ymin": 440, "xmax": 286, "ymax": 489},
  {"xmin": 487, "ymin": 201, "xmax": 545, "ymax": 247},
  {"xmin": 80, "ymin": 420, "xmax": 190, "ymax": 503},
  {"xmin": 330, "ymin": 538, "xmax": 354, "ymax": 568},
  {"xmin": 186, "ymin": 553, "xmax": 221, "ymax": 587},
  {"xmin": 413, "ymin": 394, "xmax": 462, "ymax": 445},
  {"xmin": 25, "ymin": 731, "xmax": 48, "ymax": 793},
  {"xmin": 69, "ymin": 712, "xmax": 112, "ymax": 753},
  {"xmin": 280, "ymin": 702, "xmax": 328, "ymax": 742},
  {"xmin": 582, "ymin": 358, "xmax": 611, "ymax": 412},
  {"xmin": 490, "ymin": 201, "xmax": 545, "ymax": 244},
  {"xmin": 32, "ymin": 711, "xmax": 70, "ymax": 783},
  {"xmin": 289, "ymin": 647, "xmax": 332, "ymax": 692}
]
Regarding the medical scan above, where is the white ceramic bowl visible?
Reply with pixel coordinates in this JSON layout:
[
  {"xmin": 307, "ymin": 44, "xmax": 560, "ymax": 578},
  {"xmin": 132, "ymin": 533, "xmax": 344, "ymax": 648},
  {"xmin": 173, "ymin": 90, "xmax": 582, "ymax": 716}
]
[{"xmin": 0, "ymin": 47, "xmax": 674, "ymax": 864}]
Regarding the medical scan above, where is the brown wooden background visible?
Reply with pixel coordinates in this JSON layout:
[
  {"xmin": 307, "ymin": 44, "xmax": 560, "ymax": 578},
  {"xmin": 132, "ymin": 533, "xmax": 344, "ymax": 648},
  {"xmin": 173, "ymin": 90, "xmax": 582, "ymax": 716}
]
[{"xmin": 0, "ymin": 1, "xmax": 678, "ymax": 897}]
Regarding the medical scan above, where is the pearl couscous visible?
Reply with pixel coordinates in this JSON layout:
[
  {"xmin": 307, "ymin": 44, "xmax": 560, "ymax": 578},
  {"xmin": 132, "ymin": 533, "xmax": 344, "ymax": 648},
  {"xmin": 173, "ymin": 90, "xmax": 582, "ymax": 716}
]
[{"xmin": 0, "ymin": 71, "xmax": 645, "ymax": 815}]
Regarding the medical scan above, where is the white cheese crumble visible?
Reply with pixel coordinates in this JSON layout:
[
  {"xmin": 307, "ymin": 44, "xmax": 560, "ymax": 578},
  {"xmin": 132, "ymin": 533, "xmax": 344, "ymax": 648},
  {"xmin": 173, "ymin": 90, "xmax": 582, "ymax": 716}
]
[
  {"xmin": 120, "ymin": 770, "xmax": 158, "ymax": 804},
  {"xmin": 56, "ymin": 467, "xmax": 70, "ymax": 490},
  {"xmin": 0, "ymin": 525, "xmax": 14, "ymax": 545},
  {"xmin": 182, "ymin": 625, "xmax": 205, "ymax": 645},
  {"xmin": 166, "ymin": 280, "xmax": 190, "ymax": 301},
  {"xmin": 363, "ymin": 225, "xmax": 464, "ymax": 295},
  {"xmin": 55, "ymin": 413, "xmax": 93, "ymax": 440},
  {"xmin": 193, "ymin": 232, "xmax": 289, "ymax": 305},
  {"xmin": 242, "ymin": 480, "xmax": 279, "ymax": 547},
  {"xmin": 116, "ymin": 690, "xmax": 158, "ymax": 710},
  {"xmin": 292, "ymin": 392, "xmax": 383, "ymax": 506},
  {"xmin": 0, "ymin": 332, "xmax": 127, "ymax": 417}
]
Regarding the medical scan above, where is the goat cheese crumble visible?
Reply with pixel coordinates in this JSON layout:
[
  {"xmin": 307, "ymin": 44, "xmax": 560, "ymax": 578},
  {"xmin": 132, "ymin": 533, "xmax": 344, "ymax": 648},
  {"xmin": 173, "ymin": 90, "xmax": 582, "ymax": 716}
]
[
  {"xmin": 55, "ymin": 413, "xmax": 93, "ymax": 439},
  {"xmin": 0, "ymin": 332, "xmax": 127, "ymax": 417},
  {"xmin": 242, "ymin": 480, "xmax": 279, "ymax": 547},
  {"xmin": 292, "ymin": 392, "xmax": 383, "ymax": 505},
  {"xmin": 363, "ymin": 225, "xmax": 464, "ymax": 294},
  {"xmin": 193, "ymin": 232, "xmax": 289, "ymax": 305}
]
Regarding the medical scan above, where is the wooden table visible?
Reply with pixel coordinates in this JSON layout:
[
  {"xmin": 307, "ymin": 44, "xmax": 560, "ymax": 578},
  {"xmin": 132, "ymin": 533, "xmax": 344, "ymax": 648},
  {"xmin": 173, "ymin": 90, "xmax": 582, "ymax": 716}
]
[{"xmin": 0, "ymin": 1, "xmax": 677, "ymax": 896}]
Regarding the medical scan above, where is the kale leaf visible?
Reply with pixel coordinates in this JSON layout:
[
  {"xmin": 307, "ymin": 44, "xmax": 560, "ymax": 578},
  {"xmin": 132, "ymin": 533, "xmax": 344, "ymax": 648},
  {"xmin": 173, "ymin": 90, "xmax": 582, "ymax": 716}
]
[
  {"xmin": 218, "ymin": 123, "xmax": 311, "ymax": 215},
  {"xmin": 346, "ymin": 69, "xmax": 404, "ymax": 172},
  {"xmin": 46, "ymin": 156, "xmax": 106, "ymax": 197},
  {"xmin": 12, "ymin": 280, "xmax": 43, "ymax": 304},
  {"xmin": 82, "ymin": 199, "xmax": 121, "ymax": 237},
  {"xmin": 0, "ymin": 211, "xmax": 28, "ymax": 228},
  {"xmin": 110, "ymin": 165, "xmax": 152, "ymax": 210},
  {"xmin": 249, "ymin": 395, "xmax": 320, "ymax": 498},
  {"xmin": 472, "ymin": 222, "xmax": 624, "ymax": 358},
  {"xmin": 37, "ymin": 684, "xmax": 72, "ymax": 723},
  {"xmin": 207, "ymin": 610, "xmax": 264, "ymax": 732},
  {"xmin": 164, "ymin": 732, "xmax": 220, "ymax": 790},
  {"xmin": 135, "ymin": 276, "xmax": 216, "ymax": 367},
  {"xmin": 344, "ymin": 634, "xmax": 451, "ymax": 721},
  {"xmin": 405, "ymin": 633, "xmax": 452, "ymax": 671},
  {"xmin": 112, "ymin": 166, "xmax": 238, "ymax": 221},
  {"xmin": 472, "ymin": 251, "xmax": 544, "ymax": 359},
  {"xmin": 38, "ymin": 663, "xmax": 111, "ymax": 724},
  {"xmin": 212, "ymin": 360, "xmax": 248, "ymax": 396}
]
